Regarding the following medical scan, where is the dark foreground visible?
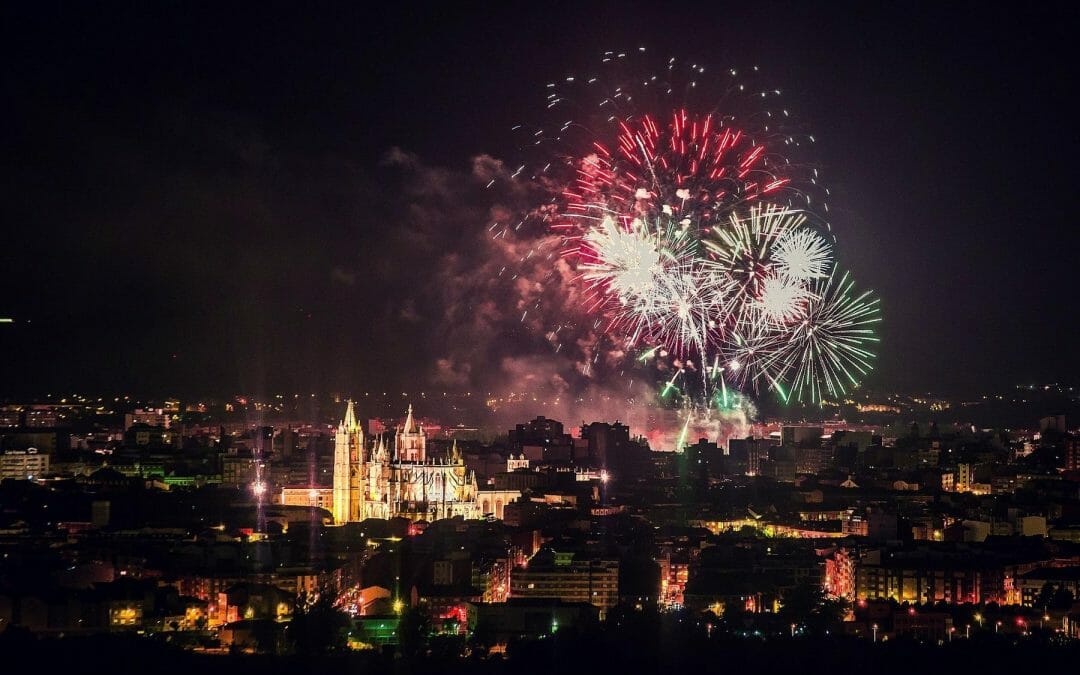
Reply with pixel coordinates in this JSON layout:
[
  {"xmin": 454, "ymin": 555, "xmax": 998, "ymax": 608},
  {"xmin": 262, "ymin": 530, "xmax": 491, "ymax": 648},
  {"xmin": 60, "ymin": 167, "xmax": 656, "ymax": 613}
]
[{"xmin": 3, "ymin": 630, "xmax": 1078, "ymax": 675}]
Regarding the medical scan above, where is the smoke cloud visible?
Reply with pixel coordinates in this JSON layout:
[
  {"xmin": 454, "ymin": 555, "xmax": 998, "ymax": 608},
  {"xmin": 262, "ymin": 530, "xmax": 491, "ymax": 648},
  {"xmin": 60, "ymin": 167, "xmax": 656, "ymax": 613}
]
[{"xmin": 365, "ymin": 148, "xmax": 756, "ymax": 448}]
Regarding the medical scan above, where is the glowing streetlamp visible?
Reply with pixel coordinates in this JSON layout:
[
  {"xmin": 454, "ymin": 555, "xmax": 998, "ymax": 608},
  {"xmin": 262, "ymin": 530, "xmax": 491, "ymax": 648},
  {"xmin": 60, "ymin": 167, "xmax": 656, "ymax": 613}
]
[{"xmin": 872, "ymin": 623, "xmax": 878, "ymax": 643}]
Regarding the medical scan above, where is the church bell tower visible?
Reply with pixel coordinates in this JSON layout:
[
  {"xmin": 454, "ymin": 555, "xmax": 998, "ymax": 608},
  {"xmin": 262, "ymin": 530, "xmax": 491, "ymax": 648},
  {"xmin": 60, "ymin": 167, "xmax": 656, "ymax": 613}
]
[{"xmin": 332, "ymin": 400, "xmax": 364, "ymax": 523}]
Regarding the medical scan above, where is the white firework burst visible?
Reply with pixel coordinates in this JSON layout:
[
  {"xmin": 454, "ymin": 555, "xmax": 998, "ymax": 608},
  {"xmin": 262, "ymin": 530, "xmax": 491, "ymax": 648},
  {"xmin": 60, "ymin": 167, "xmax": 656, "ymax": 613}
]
[
  {"xmin": 755, "ymin": 274, "xmax": 814, "ymax": 324},
  {"xmin": 703, "ymin": 203, "xmax": 805, "ymax": 298},
  {"xmin": 773, "ymin": 227, "xmax": 832, "ymax": 281},
  {"xmin": 580, "ymin": 216, "xmax": 663, "ymax": 302},
  {"xmin": 649, "ymin": 268, "xmax": 719, "ymax": 355}
]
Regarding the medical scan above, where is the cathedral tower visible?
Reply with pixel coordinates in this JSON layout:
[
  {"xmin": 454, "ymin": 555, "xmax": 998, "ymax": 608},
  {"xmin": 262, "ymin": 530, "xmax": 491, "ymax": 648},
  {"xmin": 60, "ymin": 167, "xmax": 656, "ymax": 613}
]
[
  {"xmin": 395, "ymin": 404, "xmax": 426, "ymax": 462},
  {"xmin": 332, "ymin": 400, "xmax": 364, "ymax": 523}
]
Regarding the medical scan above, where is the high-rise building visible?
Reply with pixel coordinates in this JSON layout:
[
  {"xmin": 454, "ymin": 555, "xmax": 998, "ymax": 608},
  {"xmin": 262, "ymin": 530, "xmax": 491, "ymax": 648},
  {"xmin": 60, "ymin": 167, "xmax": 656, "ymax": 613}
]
[
  {"xmin": 748, "ymin": 441, "xmax": 768, "ymax": 476},
  {"xmin": 782, "ymin": 426, "xmax": 824, "ymax": 447},
  {"xmin": 509, "ymin": 416, "xmax": 574, "ymax": 463},
  {"xmin": 277, "ymin": 426, "xmax": 298, "ymax": 461},
  {"xmin": 796, "ymin": 446, "xmax": 833, "ymax": 474},
  {"xmin": 684, "ymin": 438, "xmax": 723, "ymax": 484},
  {"xmin": 729, "ymin": 436, "xmax": 772, "ymax": 476},
  {"xmin": 578, "ymin": 421, "xmax": 641, "ymax": 469},
  {"xmin": 1039, "ymin": 415, "xmax": 1066, "ymax": 434},
  {"xmin": 1065, "ymin": 436, "xmax": 1079, "ymax": 472},
  {"xmin": 957, "ymin": 463, "xmax": 974, "ymax": 492},
  {"xmin": 509, "ymin": 416, "xmax": 569, "ymax": 447}
]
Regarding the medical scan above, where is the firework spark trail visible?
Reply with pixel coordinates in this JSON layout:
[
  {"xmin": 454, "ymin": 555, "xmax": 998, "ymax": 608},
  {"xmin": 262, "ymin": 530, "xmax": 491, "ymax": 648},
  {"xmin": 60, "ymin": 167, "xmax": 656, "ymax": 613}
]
[{"xmin": 773, "ymin": 269, "xmax": 881, "ymax": 403}]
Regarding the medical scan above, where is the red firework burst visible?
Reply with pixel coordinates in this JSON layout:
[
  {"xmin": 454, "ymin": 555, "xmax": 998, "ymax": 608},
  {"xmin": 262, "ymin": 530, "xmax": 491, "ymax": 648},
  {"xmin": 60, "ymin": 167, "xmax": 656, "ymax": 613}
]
[{"xmin": 555, "ymin": 110, "xmax": 790, "ymax": 237}]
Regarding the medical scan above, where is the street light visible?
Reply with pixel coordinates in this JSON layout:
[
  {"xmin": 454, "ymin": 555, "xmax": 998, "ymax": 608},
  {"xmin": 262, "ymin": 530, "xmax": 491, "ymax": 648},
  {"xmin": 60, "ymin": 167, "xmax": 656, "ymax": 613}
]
[{"xmin": 872, "ymin": 624, "xmax": 879, "ymax": 643}]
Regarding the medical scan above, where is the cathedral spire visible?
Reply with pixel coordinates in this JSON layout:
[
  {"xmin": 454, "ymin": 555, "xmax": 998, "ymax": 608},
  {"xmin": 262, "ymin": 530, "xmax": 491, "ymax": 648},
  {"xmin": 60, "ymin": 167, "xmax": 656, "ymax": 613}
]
[
  {"xmin": 343, "ymin": 399, "xmax": 358, "ymax": 431},
  {"xmin": 403, "ymin": 404, "xmax": 416, "ymax": 434}
]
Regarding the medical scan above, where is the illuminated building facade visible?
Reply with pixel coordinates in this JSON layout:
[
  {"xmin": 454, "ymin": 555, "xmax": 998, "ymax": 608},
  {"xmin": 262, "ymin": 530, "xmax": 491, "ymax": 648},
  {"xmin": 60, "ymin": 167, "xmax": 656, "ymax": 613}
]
[
  {"xmin": 854, "ymin": 549, "xmax": 1004, "ymax": 604},
  {"xmin": 659, "ymin": 556, "xmax": 689, "ymax": 608},
  {"xmin": 472, "ymin": 557, "xmax": 511, "ymax": 603},
  {"xmin": 477, "ymin": 489, "xmax": 520, "ymax": 520},
  {"xmin": 332, "ymin": 402, "xmax": 480, "ymax": 524},
  {"xmin": 1066, "ymin": 437, "xmax": 1080, "ymax": 472},
  {"xmin": 824, "ymin": 547, "xmax": 856, "ymax": 601},
  {"xmin": 280, "ymin": 486, "xmax": 334, "ymax": 511},
  {"xmin": 123, "ymin": 408, "xmax": 171, "ymax": 430},
  {"xmin": 0, "ymin": 448, "xmax": 49, "ymax": 480},
  {"xmin": 510, "ymin": 549, "xmax": 619, "ymax": 619}
]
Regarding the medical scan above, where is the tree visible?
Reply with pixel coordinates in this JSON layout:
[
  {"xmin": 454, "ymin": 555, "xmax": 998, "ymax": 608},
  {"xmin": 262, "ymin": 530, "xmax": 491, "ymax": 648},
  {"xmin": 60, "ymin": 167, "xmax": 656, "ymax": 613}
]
[
  {"xmin": 778, "ymin": 580, "xmax": 849, "ymax": 635},
  {"xmin": 1051, "ymin": 586, "xmax": 1075, "ymax": 610},
  {"xmin": 396, "ymin": 606, "xmax": 431, "ymax": 658},
  {"xmin": 722, "ymin": 602, "xmax": 752, "ymax": 631},
  {"xmin": 1036, "ymin": 582, "xmax": 1075, "ymax": 611},
  {"xmin": 428, "ymin": 634, "xmax": 466, "ymax": 659},
  {"xmin": 1035, "ymin": 582, "xmax": 1055, "ymax": 610},
  {"xmin": 468, "ymin": 619, "xmax": 498, "ymax": 657},
  {"xmin": 288, "ymin": 595, "xmax": 349, "ymax": 656}
]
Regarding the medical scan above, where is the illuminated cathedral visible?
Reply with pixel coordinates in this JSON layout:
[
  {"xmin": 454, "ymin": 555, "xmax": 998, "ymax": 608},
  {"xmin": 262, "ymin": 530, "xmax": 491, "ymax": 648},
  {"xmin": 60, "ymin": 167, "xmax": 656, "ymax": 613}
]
[{"xmin": 332, "ymin": 402, "xmax": 480, "ymax": 523}]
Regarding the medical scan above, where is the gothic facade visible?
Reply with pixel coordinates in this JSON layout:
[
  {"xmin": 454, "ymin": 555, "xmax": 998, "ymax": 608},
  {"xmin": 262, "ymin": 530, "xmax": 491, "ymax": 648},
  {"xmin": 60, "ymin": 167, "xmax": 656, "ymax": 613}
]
[{"xmin": 332, "ymin": 402, "xmax": 480, "ymax": 523}]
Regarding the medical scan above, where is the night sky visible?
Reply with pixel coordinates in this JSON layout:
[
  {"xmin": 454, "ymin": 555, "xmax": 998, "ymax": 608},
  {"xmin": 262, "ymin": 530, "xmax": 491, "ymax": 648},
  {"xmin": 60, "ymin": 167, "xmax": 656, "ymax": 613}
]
[{"xmin": 2, "ymin": 1, "xmax": 1077, "ymax": 400}]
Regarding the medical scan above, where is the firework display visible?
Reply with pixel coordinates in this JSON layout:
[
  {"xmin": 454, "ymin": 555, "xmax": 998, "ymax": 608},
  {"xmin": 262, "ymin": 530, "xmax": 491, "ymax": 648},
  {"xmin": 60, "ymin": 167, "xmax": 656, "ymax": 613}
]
[{"xmin": 535, "ymin": 55, "xmax": 880, "ymax": 406}]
